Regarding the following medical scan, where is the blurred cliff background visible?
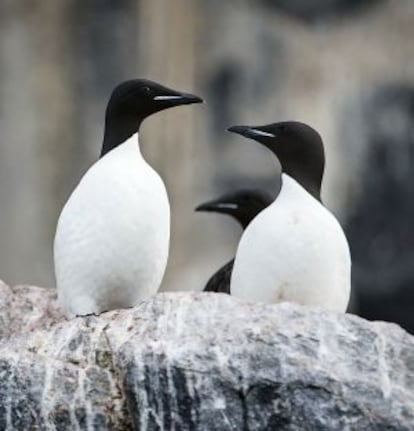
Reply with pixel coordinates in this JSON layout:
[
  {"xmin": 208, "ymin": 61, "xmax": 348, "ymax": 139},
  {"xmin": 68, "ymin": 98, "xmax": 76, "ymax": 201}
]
[{"xmin": 0, "ymin": 0, "xmax": 413, "ymax": 332}]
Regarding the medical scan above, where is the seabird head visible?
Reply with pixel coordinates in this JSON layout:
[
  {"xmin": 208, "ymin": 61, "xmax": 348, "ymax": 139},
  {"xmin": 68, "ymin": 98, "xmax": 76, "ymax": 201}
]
[
  {"xmin": 227, "ymin": 121, "xmax": 324, "ymax": 201},
  {"xmin": 101, "ymin": 79, "xmax": 203, "ymax": 157},
  {"xmin": 195, "ymin": 189, "xmax": 273, "ymax": 229}
]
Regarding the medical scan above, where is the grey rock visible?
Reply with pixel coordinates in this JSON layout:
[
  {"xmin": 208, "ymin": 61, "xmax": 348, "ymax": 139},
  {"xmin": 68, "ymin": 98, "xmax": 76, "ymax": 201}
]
[
  {"xmin": 0, "ymin": 283, "xmax": 413, "ymax": 430},
  {"xmin": 0, "ymin": 281, "xmax": 63, "ymax": 340}
]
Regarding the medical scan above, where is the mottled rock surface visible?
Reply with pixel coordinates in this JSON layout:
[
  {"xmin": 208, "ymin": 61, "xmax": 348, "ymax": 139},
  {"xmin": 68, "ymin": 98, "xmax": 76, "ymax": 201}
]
[
  {"xmin": 0, "ymin": 282, "xmax": 413, "ymax": 430},
  {"xmin": 0, "ymin": 280, "xmax": 62, "ymax": 340}
]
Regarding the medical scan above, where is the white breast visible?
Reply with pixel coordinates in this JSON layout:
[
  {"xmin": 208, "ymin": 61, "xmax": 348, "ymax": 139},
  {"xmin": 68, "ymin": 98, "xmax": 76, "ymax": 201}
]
[
  {"xmin": 230, "ymin": 174, "xmax": 351, "ymax": 312},
  {"xmin": 54, "ymin": 133, "xmax": 170, "ymax": 318}
]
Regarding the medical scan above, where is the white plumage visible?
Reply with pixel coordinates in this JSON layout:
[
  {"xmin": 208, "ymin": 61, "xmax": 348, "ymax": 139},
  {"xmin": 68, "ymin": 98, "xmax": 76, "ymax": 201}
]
[
  {"xmin": 54, "ymin": 133, "xmax": 170, "ymax": 318},
  {"xmin": 230, "ymin": 173, "xmax": 351, "ymax": 312}
]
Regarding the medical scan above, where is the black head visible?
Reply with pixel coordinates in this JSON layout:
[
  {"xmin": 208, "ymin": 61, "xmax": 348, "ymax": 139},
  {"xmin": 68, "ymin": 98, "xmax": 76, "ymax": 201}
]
[
  {"xmin": 101, "ymin": 79, "xmax": 203, "ymax": 157},
  {"xmin": 228, "ymin": 121, "xmax": 325, "ymax": 201},
  {"xmin": 195, "ymin": 189, "xmax": 273, "ymax": 229}
]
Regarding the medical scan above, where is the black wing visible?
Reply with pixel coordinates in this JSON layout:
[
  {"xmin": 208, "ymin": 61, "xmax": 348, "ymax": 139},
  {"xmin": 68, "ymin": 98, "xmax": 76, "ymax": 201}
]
[{"xmin": 203, "ymin": 259, "xmax": 234, "ymax": 294}]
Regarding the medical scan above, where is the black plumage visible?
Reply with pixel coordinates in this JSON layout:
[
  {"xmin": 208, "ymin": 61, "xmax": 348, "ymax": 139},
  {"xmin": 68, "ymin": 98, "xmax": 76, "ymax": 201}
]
[
  {"xmin": 204, "ymin": 259, "xmax": 235, "ymax": 293},
  {"xmin": 195, "ymin": 189, "xmax": 273, "ymax": 294}
]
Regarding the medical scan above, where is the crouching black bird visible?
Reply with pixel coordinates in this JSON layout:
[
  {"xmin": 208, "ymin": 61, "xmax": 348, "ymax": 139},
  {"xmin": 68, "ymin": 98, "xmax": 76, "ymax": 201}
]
[{"xmin": 195, "ymin": 189, "xmax": 272, "ymax": 294}]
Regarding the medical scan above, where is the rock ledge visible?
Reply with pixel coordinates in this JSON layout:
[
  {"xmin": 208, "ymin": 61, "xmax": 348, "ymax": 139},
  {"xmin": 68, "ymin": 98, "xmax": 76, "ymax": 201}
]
[{"xmin": 0, "ymin": 282, "xmax": 413, "ymax": 430}]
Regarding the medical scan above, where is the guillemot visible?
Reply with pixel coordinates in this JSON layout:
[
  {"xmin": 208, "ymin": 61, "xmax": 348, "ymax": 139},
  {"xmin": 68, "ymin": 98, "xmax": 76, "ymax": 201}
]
[
  {"xmin": 195, "ymin": 189, "xmax": 273, "ymax": 294},
  {"xmin": 227, "ymin": 121, "xmax": 351, "ymax": 312},
  {"xmin": 54, "ymin": 79, "xmax": 202, "ymax": 318}
]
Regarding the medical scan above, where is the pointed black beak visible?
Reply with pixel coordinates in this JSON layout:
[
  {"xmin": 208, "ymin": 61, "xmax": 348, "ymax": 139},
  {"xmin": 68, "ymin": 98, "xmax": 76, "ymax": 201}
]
[
  {"xmin": 227, "ymin": 125, "xmax": 253, "ymax": 137},
  {"xmin": 227, "ymin": 125, "xmax": 275, "ymax": 140},
  {"xmin": 154, "ymin": 91, "xmax": 203, "ymax": 106},
  {"xmin": 179, "ymin": 92, "xmax": 203, "ymax": 105},
  {"xmin": 195, "ymin": 200, "xmax": 237, "ymax": 214},
  {"xmin": 195, "ymin": 201, "xmax": 219, "ymax": 213}
]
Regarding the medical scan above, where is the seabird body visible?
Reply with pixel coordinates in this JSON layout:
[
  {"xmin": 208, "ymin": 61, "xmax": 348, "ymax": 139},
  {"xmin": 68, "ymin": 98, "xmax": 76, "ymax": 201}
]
[
  {"xmin": 55, "ymin": 134, "xmax": 169, "ymax": 316},
  {"xmin": 195, "ymin": 189, "xmax": 272, "ymax": 294},
  {"xmin": 54, "ymin": 79, "xmax": 202, "ymax": 318},
  {"xmin": 228, "ymin": 122, "xmax": 351, "ymax": 312},
  {"xmin": 231, "ymin": 174, "xmax": 350, "ymax": 310}
]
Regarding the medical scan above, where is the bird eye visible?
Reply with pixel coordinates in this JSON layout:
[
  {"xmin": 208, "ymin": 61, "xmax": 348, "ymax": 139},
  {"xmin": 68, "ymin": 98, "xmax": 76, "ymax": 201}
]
[{"xmin": 141, "ymin": 86, "xmax": 151, "ymax": 94}]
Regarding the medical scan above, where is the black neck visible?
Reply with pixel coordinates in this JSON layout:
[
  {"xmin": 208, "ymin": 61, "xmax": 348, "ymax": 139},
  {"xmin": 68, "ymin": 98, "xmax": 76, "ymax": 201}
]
[
  {"xmin": 101, "ymin": 112, "xmax": 143, "ymax": 158},
  {"xmin": 234, "ymin": 215, "xmax": 253, "ymax": 230},
  {"xmin": 276, "ymin": 148, "xmax": 323, "ymax": 201}
]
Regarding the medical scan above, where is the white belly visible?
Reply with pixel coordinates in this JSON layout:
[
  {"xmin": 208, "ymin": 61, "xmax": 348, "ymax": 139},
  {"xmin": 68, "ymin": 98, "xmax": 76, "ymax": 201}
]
[
  {"xmin": 230, "ymin": 174, "xmax": 351, "ymax": 312},
  {"xmin": 54, "ymin": 134, "xmax": 170, "ymax": 318}
]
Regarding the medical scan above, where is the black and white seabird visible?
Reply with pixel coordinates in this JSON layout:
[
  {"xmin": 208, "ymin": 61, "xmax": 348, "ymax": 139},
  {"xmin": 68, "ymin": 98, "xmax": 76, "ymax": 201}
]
[
  {"xmin": 227, "ymin": 121, "xmax": 351, "ymax": 312},
  {"xmin": 195, "ymin": 189, "xmax": 273, "ymax": 294},
  {"xmin": 54, "ymin": 79, "xmax": 202, "ymax": 318}
]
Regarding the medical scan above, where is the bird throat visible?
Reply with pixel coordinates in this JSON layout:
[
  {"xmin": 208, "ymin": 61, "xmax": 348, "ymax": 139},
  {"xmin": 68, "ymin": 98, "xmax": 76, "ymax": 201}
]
[{"xmin": 101, "ymin": 112, "xmax": 143, "ymax": 158}]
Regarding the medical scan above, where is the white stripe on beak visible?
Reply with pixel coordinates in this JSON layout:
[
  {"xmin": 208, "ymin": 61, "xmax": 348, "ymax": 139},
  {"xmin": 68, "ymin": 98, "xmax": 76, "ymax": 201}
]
[
  {"xmin": 250, "ymin": 129, "xmax": 276, "ymax": 138},
  {"xmin": 217, "ymin": 203, "xmax": 238, "ymax": 209},
  {"xmin": 153, "ymin": 95, "xmax": 183, "ymax": 101}
]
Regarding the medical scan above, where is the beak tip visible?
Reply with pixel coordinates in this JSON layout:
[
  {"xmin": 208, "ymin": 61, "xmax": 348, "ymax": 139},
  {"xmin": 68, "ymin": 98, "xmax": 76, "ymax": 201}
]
[
  {"xmin": 227, "ymin": 125, "xmax": 247, "ymax": 136},
  {"xmin": 195, "ymin": 203, "xmax": 215, "ymax": 213},
  {"xmin": 188, "ymin": 95, "xmax": 203, "ymax": 105}
]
